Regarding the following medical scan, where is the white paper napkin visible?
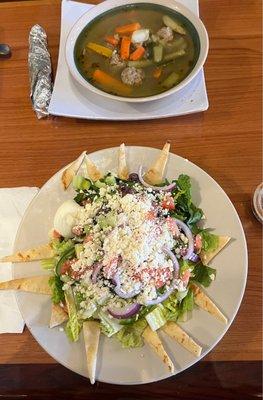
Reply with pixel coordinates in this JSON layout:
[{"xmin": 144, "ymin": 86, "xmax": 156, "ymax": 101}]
[{"xmin": 0, "ymin": 187, "xmax": 39, "ymax": 333}]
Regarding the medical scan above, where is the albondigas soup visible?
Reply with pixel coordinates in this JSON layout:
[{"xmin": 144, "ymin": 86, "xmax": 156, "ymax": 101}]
[{"xmin": 74, "ymin": 3, "xmax": 200, "ymax": 98}]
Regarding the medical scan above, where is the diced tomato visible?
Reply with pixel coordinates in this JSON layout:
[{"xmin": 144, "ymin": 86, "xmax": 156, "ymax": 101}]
[
  {"xmin": 72, "ymin": 225, "xmax": 83, "ymax": 236},
  {"xmin": 103, "ymin": 257, "xmax": 119, "ymax": 279},
  {"xmin": 53, "ymin": 229, "xmax": 62, "ymax": 239},
  {"xmin": 166, "ymin": 216, "xmax": 180, "ymax": 237},
  {"xmin": 137, "ymin": 267, "xmax": 172, "ymax": 289},
  {"xmin": 70, "ymin": 267, "xmax": 89, "ymax": 280},
  {"xmin": 181, "ymin": 269, "xmax": 191, "ymax": 285},
  {"xmin": 161, "ymin": 196, "xmax": 175, "ymax": 210},
  {"xmin": 146, "ymin": 210, "xmax": 156, "ymax": 220},
  {"xmin": 194, "ymin": 234, "xmax": 202, "ymax": 253},
  {"xmin": 84, "ymin": 234, "xmax": 93, "ymax": 243},
  {"xmin": 60, "ymin": 258, "xmax": 77, "ymax": 275}
]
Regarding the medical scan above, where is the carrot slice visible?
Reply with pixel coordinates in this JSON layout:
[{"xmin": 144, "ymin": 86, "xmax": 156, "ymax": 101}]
[
  {"xmin": 130, "ymin": 46, "xmax": 145, "ymax": 61},
  {"xmin": 115, "ymin": 22, "xmax": 141, "ymax": 35},
  {"xmin": 153, "ymin": 67, "xmax": 163, "ymax": 79},
  {"xmin": 120, "ymin": 36, "xmax": 131, "ymax": 60},
  {"xmin": 105, "ymin": 35, "xmax": 119, "ymax": 46},
  {"xmin": 93, "ymin": 69, "xmax": 132, "ymax": 96}
]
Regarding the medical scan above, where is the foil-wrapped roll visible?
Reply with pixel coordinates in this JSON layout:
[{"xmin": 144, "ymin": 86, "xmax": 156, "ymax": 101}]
[{"xmin": 28, "ymin": 24, "xmax": 53, "ymax": 119}]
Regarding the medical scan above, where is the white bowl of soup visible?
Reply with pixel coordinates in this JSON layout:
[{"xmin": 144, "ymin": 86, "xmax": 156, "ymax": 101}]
[{"xmin": 66, "ymin": 0, "xmax": 209, "ymax": 102}]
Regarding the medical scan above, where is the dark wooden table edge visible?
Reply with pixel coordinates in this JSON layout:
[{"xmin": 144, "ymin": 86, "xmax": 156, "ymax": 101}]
[{"xmin": 0, "ymin": 361, "xmax": 262, "ymax": 399}]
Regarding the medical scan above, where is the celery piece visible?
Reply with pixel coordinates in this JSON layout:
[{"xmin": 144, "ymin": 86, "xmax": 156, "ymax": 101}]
[
  {"xmin": 73, "ymin": 175, "xmax": 84, "ymax": 190},
  {"xmin": 94, "ymin": 180, "xmax": 106, "ymax": 189},
  {"xmin": 75, "ymin": 244, "xmax": 84, "ymax": 259},
  {"xmin": 73, "ymin": 175, "xmax": 91, "ymax": 191},
  {"xmin": 162, "ymin": 72, "xmax": 180, "ymax": 89},
  {"xmin": 127, "ymin": 59, "xmax": 153, "ymax": 68},
  {"xmin": 106, "ymin": 212, "xmax": 117, "ymax": 227},
  {"xmin": 163, "ymin": 49, "xmax": 186, "ymax": 63},
  {"xmin": 153, "ymin": 45, "xmax": 163, "ymax": 63},
  {"xmin": 105, "ymin": 175, "xmax": 116, "ymax": 186},
  {"xmin": 84, "ymin": 224, "xmax": 91, "ymax": 234},
  {"xmin": 163, "ymin": 15, "xmax": 186, "ymax": 35},
  {"xmin": 97, "ymin": 215, "xmax": 108, "ymax": 229}
]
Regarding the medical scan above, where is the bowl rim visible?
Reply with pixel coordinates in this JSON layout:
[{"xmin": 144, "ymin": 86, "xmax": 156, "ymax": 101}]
[{"xmin": 65, "ymin": 0, "xmax": 209, "ymax": 103}]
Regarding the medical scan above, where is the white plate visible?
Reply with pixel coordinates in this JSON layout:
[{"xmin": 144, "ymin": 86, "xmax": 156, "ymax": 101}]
[
  {"xmin": 13, "ymin": 146, "xmax": 247, "ymax": 385},
  {"xmin": 48, "ymin": 0, "xmax": 209, "ymax": 120}
]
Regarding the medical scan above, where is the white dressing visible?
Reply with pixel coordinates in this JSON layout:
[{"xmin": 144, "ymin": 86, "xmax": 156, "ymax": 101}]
[{"xmin": 54, "ymin": 200, "xmax": 81, "ymax": 238}]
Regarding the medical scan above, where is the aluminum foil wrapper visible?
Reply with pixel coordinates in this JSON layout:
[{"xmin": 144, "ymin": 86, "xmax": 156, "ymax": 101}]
[{"xmin": 28, "ymin": 24, "xmax": 52, "ymax": 119}]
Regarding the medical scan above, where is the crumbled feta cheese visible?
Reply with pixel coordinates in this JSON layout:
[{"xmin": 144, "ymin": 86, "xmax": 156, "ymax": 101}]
[{"xmin": 66, "ymin": 184, "xmax": 184, "ymax": 304}]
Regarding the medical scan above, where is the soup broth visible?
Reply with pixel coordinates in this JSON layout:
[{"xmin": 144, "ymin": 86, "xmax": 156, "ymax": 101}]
[{"xmin": 74, "ymin": 3, "xmax": 200, "ymax": 98}]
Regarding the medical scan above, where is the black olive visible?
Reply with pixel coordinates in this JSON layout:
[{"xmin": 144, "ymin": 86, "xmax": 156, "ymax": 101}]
[
  {"xmin": 118, "ymin": 184, "xmax": 134, "ymax": 197},
  {"xmin": 129, "ymin": 173, "xmax": 139, "ymax": 182}
]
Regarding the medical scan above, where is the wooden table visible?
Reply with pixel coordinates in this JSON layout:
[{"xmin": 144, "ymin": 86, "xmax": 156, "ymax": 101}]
[{"xmin": 0, "ymin": 0, "xmax": 261, "ymax": 398}]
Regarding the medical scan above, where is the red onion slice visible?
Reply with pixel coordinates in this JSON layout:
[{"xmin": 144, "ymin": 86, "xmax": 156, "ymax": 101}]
[
  {"xmin": 108, "ymin": 303, "xmax": 141, "ymax": 319},
  {"xmin": 173, "ymin": 218, "xmax": 194, "ymax": 261},
  {"xmin": 138, "ymin": 166, "xmax": 176, "ymax": 192},
  {"xmin": 144, "ymin": 247, "xmax": 178, "ymax": 306},
  {"xmin": 188, "ymin": 252, "xmax": 200, "ymax": 263},
  {"xmin": 144, "ymin": 285, "xmax": 175, "ymax": 306},
  {"xmin": 114, "ymin": 285, "xmax": 140, "ymax": 299},
  {"xmin": 112, "ymin": 272, "xmax": 120, "ymax": 286},
  {"xmin": 112, "ymin": 273, "xmax": 141, "ymax": 299},
  {"xmin": 91, "ymin": 262, "xmax": 103, "ymax": 284},
  {"xmin": 163, "ymin": 246, "xmax": 179, "ymax": 279}
]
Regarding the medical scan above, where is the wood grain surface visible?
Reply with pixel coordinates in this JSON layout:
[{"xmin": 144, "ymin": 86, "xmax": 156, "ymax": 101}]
[
  {"xmin": 0, "ymin": 0, "xmax": 261, "ymax": 370},
  {"xmin": 0, "ymin": 362, "xmax": 262, "ymax": 399}
]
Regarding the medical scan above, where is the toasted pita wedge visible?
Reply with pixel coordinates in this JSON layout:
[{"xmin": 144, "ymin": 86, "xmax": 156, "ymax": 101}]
[
  {"xmin": 200, "ymin": 236, "xmax": 231, "ymax": 265},
  {"xmin": 49, "ymin": 303, "xmax": 68, "ymax": 328},
  {"xmin": 162, "ymin": 321, "xmax": 202, "ymax": 357},
  {"xmin": 0, "ymin": 243, "xmax": 54, "ymax": 263},
  {"xmin": 83, "ymin": 321, "xmax": 100, "ymax": 384},
  {"xmin": 118, "ymin": 143, "xmax": 129, "ymax": 180},
  {"xmin": 142, "ymin": 326, "xmax": 174, "ymax": 373},
  {"xmin": 0, "ymin": 275, "xmax": 51, "ymax": 295},
  {"xmin": 62, "ymin": 151, "xmax": 87, "ymax": 190},
  {"xmin": 144, "ymin": 142, "xmax": 170, "ymax": 185},
  {"xmin": 191, "ymin": 283, "xmax": 228, "ymax": 324},
  {"xmin": 86, "ymin": 157, "xmax": 102, "ymax": 181}
]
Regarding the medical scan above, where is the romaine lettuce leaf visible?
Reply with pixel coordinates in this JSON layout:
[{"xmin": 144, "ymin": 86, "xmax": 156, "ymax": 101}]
[
  {"xmin": 116, "ymin": 319, "xmax": 147, "ymax": 348},
  {"xmin": 41, "ymin": 257, "xmax": 57, "ymax": 270},
  {"xmin": 145, "ymin": 305, "xmax": 166, "ymax": 331},
  {"xmin": 98, "ymin": 311, "xmax": 122, "ymax": 337},
  {"xmin": 51, "ymin": 239, "xmax": 74, "ymax": 256},
  {"xmin": 178, "ymin": 288, "xmax": 194, "ymax": 319},
  {"xmin": 199, "ymin": 230, "xmax": 219, "ymax": 253},
  {"xmin": 64, "ymin": 289, "xmax": 81, "ymax": 342},
  {"xmin": 187, "ymin": 204, "xmax": 203, "ymax": 228},
  {"xmin": 191, "ymin": 262, "xmax": 216, "ymax": 287},
  {"xmin": 48, "ymin": 275, "xmax": 64, "ymax": 304},
  {"xmin": 176, "ymin": 174, "xmax": 191, "ymax": 206},
  {"xmin": 162, "ymin": 291, "xmax": 179, "ymax": 322}
]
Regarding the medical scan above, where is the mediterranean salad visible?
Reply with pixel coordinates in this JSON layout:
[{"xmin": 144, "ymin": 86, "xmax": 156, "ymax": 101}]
[
  {"xmin": 46, "ymin": 156, "xmax": 220, "ymax": 347},
  {"xmin": 0, "ymin": 143, "xmax": 230, "ymax": 383}
]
